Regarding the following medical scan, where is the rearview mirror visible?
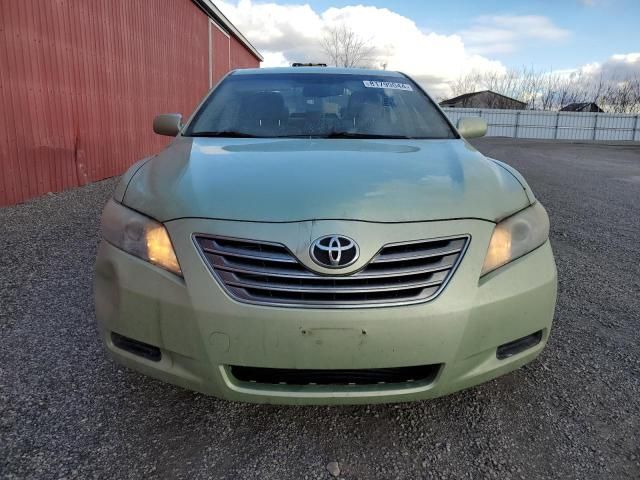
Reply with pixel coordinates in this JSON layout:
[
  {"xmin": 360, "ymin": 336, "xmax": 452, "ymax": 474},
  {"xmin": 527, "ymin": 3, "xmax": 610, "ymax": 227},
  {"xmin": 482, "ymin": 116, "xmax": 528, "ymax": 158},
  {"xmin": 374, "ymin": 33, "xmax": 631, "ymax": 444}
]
[
  {"xmin": 303, "ymin": 84, "xmax": 344, "ymax": 97},
  {"xmin": 153, "ymin": 113, "xmax": 182, "ymax": 137},
  {"xmin": 457, "ymin": 117, "xmax": 487, "ymax": 139}
]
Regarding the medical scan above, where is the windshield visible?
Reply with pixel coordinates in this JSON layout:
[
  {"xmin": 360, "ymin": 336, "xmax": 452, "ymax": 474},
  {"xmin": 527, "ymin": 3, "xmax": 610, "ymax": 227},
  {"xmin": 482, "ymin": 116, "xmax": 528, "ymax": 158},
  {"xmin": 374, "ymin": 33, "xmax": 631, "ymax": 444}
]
[{"xmin": 185, "ymin": 73, "xmax": 457, "ymax": 139}]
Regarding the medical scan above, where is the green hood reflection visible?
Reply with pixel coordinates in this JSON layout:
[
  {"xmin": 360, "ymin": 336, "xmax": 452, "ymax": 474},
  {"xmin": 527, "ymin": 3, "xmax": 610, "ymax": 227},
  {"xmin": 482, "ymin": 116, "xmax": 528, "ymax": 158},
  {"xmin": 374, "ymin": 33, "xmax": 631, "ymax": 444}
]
[{"xmin": 123, "ymin": 137, "xmax": 530, "ymax": 223}]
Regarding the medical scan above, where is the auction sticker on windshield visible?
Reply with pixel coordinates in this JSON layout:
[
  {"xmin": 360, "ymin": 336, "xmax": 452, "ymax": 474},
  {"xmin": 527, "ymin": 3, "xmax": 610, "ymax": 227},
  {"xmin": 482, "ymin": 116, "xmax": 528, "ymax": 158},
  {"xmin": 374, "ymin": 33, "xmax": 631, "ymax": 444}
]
[{"xmin": 363, "ymin": 80, "xmax": 413, "ymax": 91}]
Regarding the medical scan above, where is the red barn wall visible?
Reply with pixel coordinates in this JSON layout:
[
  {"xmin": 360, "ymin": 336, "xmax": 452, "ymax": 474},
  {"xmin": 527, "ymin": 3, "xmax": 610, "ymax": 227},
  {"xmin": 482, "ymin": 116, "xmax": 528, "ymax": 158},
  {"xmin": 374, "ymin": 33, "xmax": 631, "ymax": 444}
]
[
  {"xmin": 210, "ymin": 22, "xmax": 231, "ymax": 86},
  {"xmin": 231, "ymin": 35, "xmax": 261, "ymax": 70},
  {"xmin": 0, "ymin": 0, "xmax": 260, "ymax": 206}
]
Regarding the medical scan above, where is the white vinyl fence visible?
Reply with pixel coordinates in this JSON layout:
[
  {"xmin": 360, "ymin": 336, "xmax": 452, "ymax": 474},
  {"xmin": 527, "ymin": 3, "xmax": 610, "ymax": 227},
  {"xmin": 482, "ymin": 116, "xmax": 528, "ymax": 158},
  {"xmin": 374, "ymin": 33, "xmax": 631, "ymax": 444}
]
[{"xmin": 442, "ymin": 107, "xmax": 640, "ymax": 141}]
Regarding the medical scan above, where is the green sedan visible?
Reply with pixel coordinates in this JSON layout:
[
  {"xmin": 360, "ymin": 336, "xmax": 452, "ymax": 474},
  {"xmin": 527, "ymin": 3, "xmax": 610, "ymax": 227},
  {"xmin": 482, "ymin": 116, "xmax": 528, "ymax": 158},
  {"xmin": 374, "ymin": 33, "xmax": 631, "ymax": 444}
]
[{"xmin": 95, "ymin": 67, "xmax": 557, "ymax": 404}]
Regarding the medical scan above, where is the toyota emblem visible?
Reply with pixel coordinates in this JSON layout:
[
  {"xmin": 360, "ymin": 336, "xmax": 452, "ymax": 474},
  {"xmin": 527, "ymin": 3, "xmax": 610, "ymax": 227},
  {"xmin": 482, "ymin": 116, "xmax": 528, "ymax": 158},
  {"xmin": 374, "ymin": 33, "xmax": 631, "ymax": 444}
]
[{"xmin": 310, "ymin": 235, "xmax": 359, "ymax": 269}]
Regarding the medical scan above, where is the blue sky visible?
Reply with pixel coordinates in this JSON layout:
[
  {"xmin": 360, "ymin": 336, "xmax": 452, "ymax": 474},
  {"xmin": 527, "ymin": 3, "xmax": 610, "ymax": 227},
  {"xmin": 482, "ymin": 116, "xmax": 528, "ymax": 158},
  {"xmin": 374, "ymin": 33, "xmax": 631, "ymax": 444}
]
[{"xmin": 267, "ymin": 0, "xmax": 639, "ymax": 70}]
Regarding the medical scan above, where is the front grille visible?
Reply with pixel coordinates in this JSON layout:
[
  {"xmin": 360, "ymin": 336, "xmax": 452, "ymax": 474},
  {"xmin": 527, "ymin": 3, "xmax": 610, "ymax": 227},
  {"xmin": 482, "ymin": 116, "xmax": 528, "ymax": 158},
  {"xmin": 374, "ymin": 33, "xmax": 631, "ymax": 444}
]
[
  {"xmin": 194, "ymin": 234, "xmax": 469, "ymax": 308},
  {"xmin": 229, "ymin": 364, "xmax": 441, "ymax": 386}
]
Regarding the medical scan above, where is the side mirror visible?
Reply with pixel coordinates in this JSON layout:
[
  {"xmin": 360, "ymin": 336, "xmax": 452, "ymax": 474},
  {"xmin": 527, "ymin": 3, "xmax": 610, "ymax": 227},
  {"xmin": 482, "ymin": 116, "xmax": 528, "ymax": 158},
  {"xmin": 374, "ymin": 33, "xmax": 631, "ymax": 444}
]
[
  {"xmin": 457, "ymin": 117, "xmax": 487, "ymax": 139},
  {"xmin": 153, "ymin": 113, "xmax": 182, "ymax": 137}
]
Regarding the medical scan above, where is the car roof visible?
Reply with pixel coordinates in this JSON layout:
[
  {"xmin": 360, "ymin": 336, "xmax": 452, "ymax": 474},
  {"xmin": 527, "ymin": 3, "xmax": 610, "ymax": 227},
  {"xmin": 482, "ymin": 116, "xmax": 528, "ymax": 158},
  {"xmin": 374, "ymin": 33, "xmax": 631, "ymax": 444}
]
[{"xmin": 231, "ymin": 67, "xmax": 406, "ymax": 77}]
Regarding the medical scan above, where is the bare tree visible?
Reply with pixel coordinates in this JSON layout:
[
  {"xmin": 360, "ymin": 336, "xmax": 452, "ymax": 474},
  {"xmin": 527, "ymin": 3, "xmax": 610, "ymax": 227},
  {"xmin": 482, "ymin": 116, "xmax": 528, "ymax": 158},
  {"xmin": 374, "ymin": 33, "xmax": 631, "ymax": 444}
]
[
  {"xmin": 447, "ymin": 67, "xmax": 640, "ymax": 113},
  {"xmin": 321, "ymin": 25, "xmax": 375, "ymax": 68},
  {"xmin": 450, "ymin": 71, "xmax": 481, "ymax": 98},
  {"xmin": 599, "ymin": 75, "xmax": 640, "ymax": 113}
]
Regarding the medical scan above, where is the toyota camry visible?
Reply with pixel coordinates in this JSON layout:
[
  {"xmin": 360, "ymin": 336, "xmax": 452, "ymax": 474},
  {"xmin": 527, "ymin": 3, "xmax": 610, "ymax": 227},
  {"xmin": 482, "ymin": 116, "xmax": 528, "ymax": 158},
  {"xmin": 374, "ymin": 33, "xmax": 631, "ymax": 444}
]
[{"xmin": 95, "ymin": 67, "xmax": 557, "ymax": 404}]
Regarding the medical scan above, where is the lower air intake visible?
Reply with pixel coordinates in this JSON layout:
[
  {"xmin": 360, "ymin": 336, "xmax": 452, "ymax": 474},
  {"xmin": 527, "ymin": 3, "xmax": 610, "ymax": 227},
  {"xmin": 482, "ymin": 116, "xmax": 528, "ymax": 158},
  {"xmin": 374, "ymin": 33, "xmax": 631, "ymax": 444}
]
[
  {"xmin": 229, "ymin": 364, "xmax": 442, "ymax": 386},
  {"xmin": 496, "ymin": 330, "xmax": 543, "ymax": 360},
  {"xmin": 111, "ymin": 332, "xmax": 162, "ymax": 362}
]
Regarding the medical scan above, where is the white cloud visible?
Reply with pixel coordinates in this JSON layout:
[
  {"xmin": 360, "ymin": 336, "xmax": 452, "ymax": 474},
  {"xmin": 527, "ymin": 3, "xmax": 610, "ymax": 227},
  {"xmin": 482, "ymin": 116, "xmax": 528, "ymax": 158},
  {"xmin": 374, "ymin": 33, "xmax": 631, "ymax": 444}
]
[
  {"xmin": 217, "ymin": 0, "xmax": 505, "ymax": 97},
  {"xmin": 460, "ymin": 15, "xmax": 570, "ymax": 55},
  {"xmin": 260, "ymin": 51, "xmax": 290, "ymax": 67},
  {"xmin": 220, "ymin": 0, "xmax": 325, "ymax": 61},
  {"xmin": 611, "ymin": 53, "xmax": 640, "ymax": 63},
  {"xmin": 579, "ymin": 52, "xmax": 640, "ymax": 78},
  {"xmin": 550, "ymin": 53, "xmax": 640, "ymax": 83}
]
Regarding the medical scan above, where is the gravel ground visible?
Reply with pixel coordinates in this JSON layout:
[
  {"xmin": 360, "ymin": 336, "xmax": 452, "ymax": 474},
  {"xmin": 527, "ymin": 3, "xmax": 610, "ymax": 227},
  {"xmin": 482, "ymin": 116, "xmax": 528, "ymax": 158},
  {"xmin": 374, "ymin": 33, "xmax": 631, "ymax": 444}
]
[{"xmin": 1, "ymin": 139, "xmax": 639, "ymax": 479}]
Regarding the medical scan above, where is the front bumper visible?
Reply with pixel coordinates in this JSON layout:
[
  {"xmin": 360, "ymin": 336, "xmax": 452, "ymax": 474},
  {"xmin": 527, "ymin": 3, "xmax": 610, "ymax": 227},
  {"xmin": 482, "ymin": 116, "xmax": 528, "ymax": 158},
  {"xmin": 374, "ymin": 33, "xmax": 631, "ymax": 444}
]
[{"xmin": 94, "ymin": 218, "xmax": 557, "ymax": 405}]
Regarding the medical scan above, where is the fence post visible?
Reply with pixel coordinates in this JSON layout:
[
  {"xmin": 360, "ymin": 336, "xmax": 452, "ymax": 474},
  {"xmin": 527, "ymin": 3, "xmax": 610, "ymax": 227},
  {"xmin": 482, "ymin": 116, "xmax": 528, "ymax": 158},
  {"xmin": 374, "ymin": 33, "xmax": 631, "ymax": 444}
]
[
  {"xmin": 592, "ymin": 113, "xmax": 599, "ymax": 141},
  {"xmin": 554, "ymin": 111, "xmax": 560, "ymax": 139},
  {"xmin": 515, "ymin": 111, "xmax": 521, "ymax": 139},
  {"xmin": 634, "ymin": 114, "xmax": 640, "ymax": 141}
]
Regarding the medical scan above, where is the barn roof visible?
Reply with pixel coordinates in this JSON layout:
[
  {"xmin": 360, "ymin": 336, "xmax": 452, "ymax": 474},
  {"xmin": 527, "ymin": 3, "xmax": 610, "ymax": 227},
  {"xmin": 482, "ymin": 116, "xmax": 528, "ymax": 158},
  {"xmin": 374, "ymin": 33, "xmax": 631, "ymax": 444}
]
[
  {"xmin": 193, "ymin": 0, "xmax": 263, "ymax": 61},
  {"xmin": 560, "ymin": 102, "xmax": 604, "ymax": 112},
  {"xmin": 440, "ymin": 90, "xmax": 526, "ymax": 107}
]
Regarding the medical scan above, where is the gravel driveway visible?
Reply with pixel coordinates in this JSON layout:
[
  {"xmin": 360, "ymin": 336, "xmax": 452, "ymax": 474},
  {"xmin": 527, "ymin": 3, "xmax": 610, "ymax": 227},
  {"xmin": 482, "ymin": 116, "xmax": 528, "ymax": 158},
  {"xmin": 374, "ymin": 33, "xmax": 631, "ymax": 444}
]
[{"xmin": 1, "ymin": 139, "xmax": 639, "ymax": 479}]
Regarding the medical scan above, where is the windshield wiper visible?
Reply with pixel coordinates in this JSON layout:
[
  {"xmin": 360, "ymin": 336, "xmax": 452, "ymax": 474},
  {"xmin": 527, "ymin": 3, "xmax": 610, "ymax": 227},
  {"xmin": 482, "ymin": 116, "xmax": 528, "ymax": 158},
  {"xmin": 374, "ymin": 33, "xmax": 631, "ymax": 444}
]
[
  {"xmin": 323, "ymin": 132, "xmax": 413, "ymax": 139},
  {"xmin": 187, "ymin": 130, "xmax": 258, "ymax": 138},
  {"xmin": 187, "ymin": 131, "xmax": 416, "ymax": 139}
]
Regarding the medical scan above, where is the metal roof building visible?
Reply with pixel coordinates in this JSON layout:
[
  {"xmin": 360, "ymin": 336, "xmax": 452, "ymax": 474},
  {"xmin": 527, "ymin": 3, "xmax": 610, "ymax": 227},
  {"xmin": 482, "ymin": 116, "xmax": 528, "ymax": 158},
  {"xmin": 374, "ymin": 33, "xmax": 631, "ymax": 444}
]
[
  {"xmin": 440, "ymin": 90, "xmax": 527, "ymax": 110},
  {"xmin": 0, "ymin": 0, "xmax": 262, "ymax": 206},
  {"xmin": 560, "ymin": 102, "xmax": 604, "ymax": 113}
]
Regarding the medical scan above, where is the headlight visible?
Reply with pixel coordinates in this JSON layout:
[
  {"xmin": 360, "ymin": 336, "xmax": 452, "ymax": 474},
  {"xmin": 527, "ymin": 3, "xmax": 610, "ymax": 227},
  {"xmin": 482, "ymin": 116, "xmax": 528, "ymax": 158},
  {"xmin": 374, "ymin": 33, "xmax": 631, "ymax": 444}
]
[
  {"xmin": 481, "ymin": 202, "xmax": 549, "ymax": 276},
  {"xmin": 101, "ymin": 199, "xmax": 182, "ymax": 276}
]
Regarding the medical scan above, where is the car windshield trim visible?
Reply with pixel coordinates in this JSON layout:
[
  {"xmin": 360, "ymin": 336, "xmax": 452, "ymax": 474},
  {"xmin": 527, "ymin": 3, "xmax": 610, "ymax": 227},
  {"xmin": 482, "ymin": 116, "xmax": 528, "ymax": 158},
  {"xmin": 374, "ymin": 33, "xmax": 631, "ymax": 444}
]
[
  {"xmin": 184, "ymin": 131, "xmax": 441, "ymax": 140},
  {"xmin": 188, "ymin": 130, "xmax": 259, "ymax": 138}
]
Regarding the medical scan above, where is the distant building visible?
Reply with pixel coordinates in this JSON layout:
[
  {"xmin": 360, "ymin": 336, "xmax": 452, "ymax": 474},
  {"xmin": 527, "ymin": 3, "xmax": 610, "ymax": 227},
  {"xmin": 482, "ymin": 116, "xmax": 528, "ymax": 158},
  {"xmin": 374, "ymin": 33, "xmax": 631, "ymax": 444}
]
[
  {"xmin": 560, "ymin": 102, "xmax": 604, "ymax": 113},
  {"xmin": 440, "ymin": 90, "xmax": 527, "ymax": 110}
]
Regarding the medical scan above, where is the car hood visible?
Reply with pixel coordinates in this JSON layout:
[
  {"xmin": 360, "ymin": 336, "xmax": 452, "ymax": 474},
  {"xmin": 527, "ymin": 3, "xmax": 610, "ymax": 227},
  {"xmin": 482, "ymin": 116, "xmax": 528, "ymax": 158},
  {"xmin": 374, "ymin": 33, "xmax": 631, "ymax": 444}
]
[{"xmin": 122, "ymin": 137, "xmax": 530, "ymax": 223}]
